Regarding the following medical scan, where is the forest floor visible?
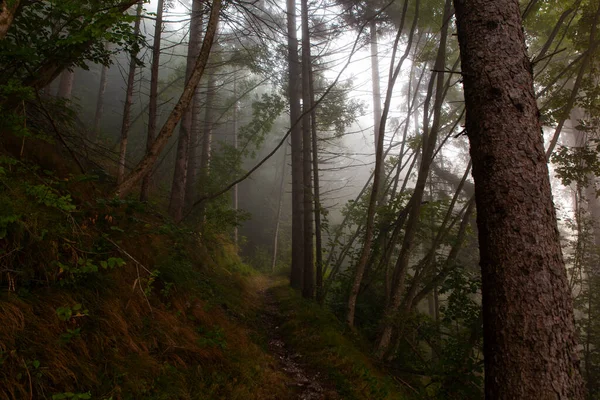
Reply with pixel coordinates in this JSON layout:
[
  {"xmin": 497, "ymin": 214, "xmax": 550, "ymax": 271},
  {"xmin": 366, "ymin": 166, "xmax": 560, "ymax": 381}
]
[{"xmin": 255, "ymin": 277, "xmax": 341, "ymax": 400}]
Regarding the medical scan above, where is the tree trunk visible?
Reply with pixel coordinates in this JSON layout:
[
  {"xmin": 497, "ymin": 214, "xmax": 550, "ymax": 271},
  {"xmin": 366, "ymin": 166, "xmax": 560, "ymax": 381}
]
[
  {"xmin": 197, "ymin": 65, "xmax": 217, "ymax": 224},
  {"xmin": 92, "ymin": 57, "xmax": 109, "ymax": 142},
  {"xmin": 272, "ymin": 144, "xmax": 288, "ymax": 273},
  {"xmin": 140, "ymin": 0, "xmax": 164, "ymax": 202},
  {"xmin": 115, "ymin": 0, "xmax": 221, "ymax": 199},
  {"xmin": 376, "ymin": 0, "xmax": 448, "ymax": 356},
  {"xmin": 232, "ymin": 72, "xmax": 239, "ymax": 247},
  {"xmin": 169, "ymin": 0, "xmax": 203, "ymax": 221},
  {"xmin": 453, "ymin": 0, "xmax": 585, "ymax": 398},
  {"xmin": 0, "ymin": 0, "xmax": 20, "ymax": 40},
  {"xmin": 310, "ymin": 61, "xmax": 324, "ymax": 303},
  {"xmin": 287, "ymin": 0, "xmax": 304, "ymax": 290},
  {"xmin": 117, "ymin": 1, "xmax": 143, "ymax": 184},
  {"xmin": 346, "ymin": 0, "xmax": 415, "ymax": 328},
  {"xmin": 369, "ymin": 19, "xmax": 382, "ymax": 154},
  {"xmin": 300, "ymin": 0, "xmax": 314, "ymax": 299},
  {"xmin": 57, "ymin": 70, "xmax": 75, "ymax": 99}
]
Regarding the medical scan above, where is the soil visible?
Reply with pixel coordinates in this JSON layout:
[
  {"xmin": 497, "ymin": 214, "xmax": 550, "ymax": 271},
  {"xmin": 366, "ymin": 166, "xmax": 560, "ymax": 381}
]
[{"xmin": 258, "ymin": 286, "xmax": 340, "ymax": 400}]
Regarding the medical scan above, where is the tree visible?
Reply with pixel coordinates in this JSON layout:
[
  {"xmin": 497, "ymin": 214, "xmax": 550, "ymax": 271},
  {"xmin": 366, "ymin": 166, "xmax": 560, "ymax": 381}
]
[
  {"xmin": 0, "ymin": 0, "xmax": 20, "ymax": 40},
  {"xmin": 118, "ymin": 1, "xmax": 143, "ymax": 184},
  {"xmin": 140, "ymin": 0, "xmax": 165, "ymax": 202},
  {"xmin": 169, "ymin": 0, "xmax": 204, "ymax": 221},
  {"xmin": 287, "ymin": 0, "xmax": 304, "ymax": 290},
  {"xmin": 453, "ymin": 0, "xmax": 585, "ymax": 397},
  {"xmin": 116, "ymin": 0, "xmax": 222, "ymax": 198}
]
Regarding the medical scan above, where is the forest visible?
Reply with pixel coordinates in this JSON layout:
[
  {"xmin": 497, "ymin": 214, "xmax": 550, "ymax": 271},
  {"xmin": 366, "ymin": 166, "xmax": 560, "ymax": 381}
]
[{"xmin": 0, "ymin": 0, "xmax": 597, "ymax": 398}]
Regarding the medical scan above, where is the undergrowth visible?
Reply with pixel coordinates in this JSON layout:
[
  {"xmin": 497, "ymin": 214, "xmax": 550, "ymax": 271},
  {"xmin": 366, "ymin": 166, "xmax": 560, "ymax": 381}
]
[
  {"xmin": 270, "ymin": 282, "xmax": 407, "ymax": 400},
  {"xmin": 0, "ymin": 156, "xmax": 288, "ymax": 400}
]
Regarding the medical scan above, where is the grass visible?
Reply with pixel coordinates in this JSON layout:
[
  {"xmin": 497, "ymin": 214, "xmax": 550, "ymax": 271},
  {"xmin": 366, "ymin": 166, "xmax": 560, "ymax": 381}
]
[{"xmin": 270, "ymin": 280, "xmax": 407, "ymax": 400}]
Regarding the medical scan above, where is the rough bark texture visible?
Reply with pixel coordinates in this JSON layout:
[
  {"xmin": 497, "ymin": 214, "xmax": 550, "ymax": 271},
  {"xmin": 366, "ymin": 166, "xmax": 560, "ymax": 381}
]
[
  {"xmin": 0, "ymin": 0, "xmax": 20, "ymax": 40},
  {"xmin": 169, "ymin": 0, "xmax": 203, "ymax": 221},
  {"xmin": 117, "ymin": 1, "xmax": 143, "ymax": 184},
  {"xmin": 287, "ymin": 0, "xmax": 304, "ymax": 290},
  {"xmin": 140, "ymin": 0, "xmax": 164, "ymax": 202},
  {"xmin": 453, "ymin": 0, "xmax": 585, "ymax": 398},
  {"xmin": 115, "ymin": 0, "xmax": 221, "ymax": 198}
]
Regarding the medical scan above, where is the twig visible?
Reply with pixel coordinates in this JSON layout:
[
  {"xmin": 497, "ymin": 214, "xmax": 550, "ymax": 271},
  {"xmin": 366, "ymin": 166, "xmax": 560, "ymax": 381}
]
[
  {"xmin": 22, "ymin": 358, "xmax": 33, "ymax": 400},
  {"xmin": 102, "ymin": 235, "xmax": 152, "ymax": 274}
]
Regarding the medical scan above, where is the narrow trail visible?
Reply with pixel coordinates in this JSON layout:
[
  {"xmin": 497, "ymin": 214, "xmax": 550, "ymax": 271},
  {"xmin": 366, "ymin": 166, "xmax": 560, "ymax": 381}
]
[{"xmin": 257, "ymin": 284, "xmax": 341, "ymax": 400}]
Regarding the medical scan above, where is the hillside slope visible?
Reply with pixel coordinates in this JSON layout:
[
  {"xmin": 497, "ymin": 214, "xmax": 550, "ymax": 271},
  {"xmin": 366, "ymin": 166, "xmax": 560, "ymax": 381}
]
[{"xmin": 0, "ymin": 155, "xmax": 405, "ymax": 400}]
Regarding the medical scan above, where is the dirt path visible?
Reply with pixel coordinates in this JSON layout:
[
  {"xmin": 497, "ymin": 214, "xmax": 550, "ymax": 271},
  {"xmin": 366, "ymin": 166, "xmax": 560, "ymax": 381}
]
[{"xmin": 258, "ymin": 285, "xmax": 340, "ymax": 400}]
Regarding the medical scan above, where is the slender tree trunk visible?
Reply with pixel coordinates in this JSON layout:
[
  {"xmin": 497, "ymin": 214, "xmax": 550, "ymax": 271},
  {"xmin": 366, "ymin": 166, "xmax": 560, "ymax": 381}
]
[
  {"xmin": 232, "ymin": 72, "xmax": 239, "ymax": 247},
  {"xmin": 300, "ymin": 0, "xmax": 314, "ymax": 299},
  {"xmin": 118, "ymin": 1, "xmax": 143, "ymax": 184},
  {"xmin": 309, "ymin": 63, "xmax": 324, "ymax": 303},
  {"xmin": 376, "ymin": 0, "xmax": 447, "ymax": 356},
  {"xmin": 346, "ymin": 0, "xmax": 415, "ymax": 328},
  {"xmin": 544, "ymin": 2, "xmax": 600, "ymax": 159},
  {"xmin": 184, "ymin": 81, "xmax": 204, "ymax": 211},
  {"xmin": 92, "ymin": 56, "xmax": 109, "ymax": 142},
  {"xmin": 370, "ymin": 19, "xmax": 382, "ymax": 152},
  {"xmin": 115, "ymin": 0, "xmax": 221, "ymax": 198},
  {"xmin": 453, "ymin": 0, "xmax": 585, "ymax": 397},
  {"xmin": 287, "ymin": 0, "xmax": 304, "ymax": 290},
  {"xmin": 198, "ymin": 66, "xmax": 217, "ymax": 224},
  {"xmin": 0, "ymin": 0, "xmax": 20, "ymax": 40},
  {"xmin": 272, "ymin": 144, "xmax": 288, "ymax": 273},
  {"xmin": 169, "ymin": 0, "xmax": 203, "ymax": 221},
  {"xmin": 140, "ymin": 0, "xmax": 164, "ymax": 202},
  {"xmin": 57, "ymin": 70, "xmax": 75, "ymax": 99}
]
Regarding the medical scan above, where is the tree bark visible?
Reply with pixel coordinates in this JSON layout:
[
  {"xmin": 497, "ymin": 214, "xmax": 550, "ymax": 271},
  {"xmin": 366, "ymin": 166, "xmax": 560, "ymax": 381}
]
[
  {"xmin": 300, "ymin": 0, "xmax": 314, "ymax": 299},
  {"xmin": 56, "ymin": 70, "xmax": 75, "ymax": 99},
  {"xmin": 140, "ymin": 0, "xmax": 165, "ymax": 202},
  {"xmin": 0, "ymin": 0, "xmax": 20, "ymax": 40},
  {"xmin": 346, "ymin": 0, "xmax": 414, "ymax": 328},
  {"xmin": 453, "ymin": 0, "xmax": 585, "ymax": 398},
  {"xmin": 272, "ymin": 144, "xmax": 288, "ymax": 273},
  {"xmin": 117, "ymin": 1, "xmax": 143, "ymax": 184},
  {"xmin": 92, "ymin": 55, "xmax": 109, "ymax": 142},
  {"xmin": 197, "ymin": 64, "xmax": 217, "ymax": 225},
  {"xmin": 169, "ymin": 0, "xmax": 203, "ymax": 221},
  {"xmin": 287, "ymin": 0, "xmax": 304, "ymax": 290},
  {"xmin": 115, "ymin": 0, "xmax": 221, "ymax": 199}
]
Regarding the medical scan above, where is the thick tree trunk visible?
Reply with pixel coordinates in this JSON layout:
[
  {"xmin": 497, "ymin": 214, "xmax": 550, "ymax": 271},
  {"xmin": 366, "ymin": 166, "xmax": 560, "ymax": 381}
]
[
  {"xmin": 300, "ymin": 0, "xmax": 314, "ymax": 299},
  {"xmin": 57, "ymin": 70, "xmax": 75, "ymax": 99},
  {"xmin": 0, "ymin": 0, "xmax": 20, "ymax": 40},
  {"xmin": 117, "ymin": 1, "xmax": 143, "ymax": 184},
  {"xmin": 140, "ymin": 0, "xmax": 165, "ymax": 202},
  {"xmin": 115, "ymin": 0, "xmax": 221, "ymax": 198},
  {"xmin": 287, "ymin": 0, "xmax": 304, "ymax": 290},
  {"xmin": 169, "ymin": 0, "xmax": 203, "ymax": 221},
  {"xmin": 453, "ymin": 0, "xmax": 585, "ymax": 398}
]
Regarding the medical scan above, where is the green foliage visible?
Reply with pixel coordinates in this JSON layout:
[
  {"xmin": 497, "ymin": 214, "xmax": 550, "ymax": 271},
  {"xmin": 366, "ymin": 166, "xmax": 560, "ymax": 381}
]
[{"xmin": 0, "ymin": 0, "xmax": 146, "ymax": 86}]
